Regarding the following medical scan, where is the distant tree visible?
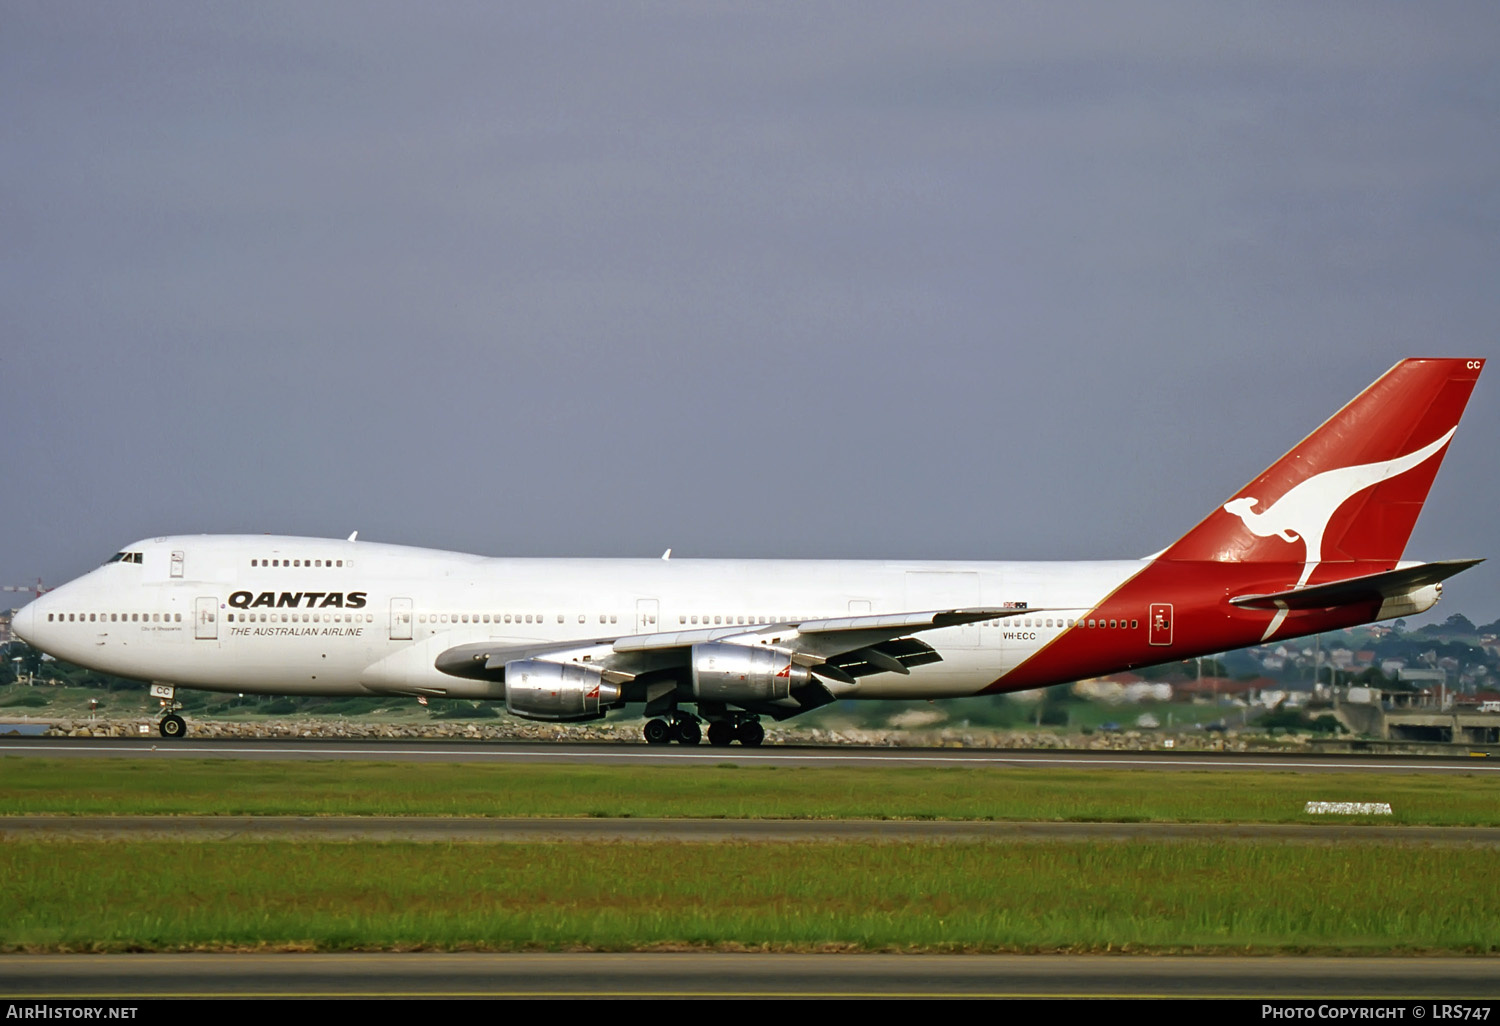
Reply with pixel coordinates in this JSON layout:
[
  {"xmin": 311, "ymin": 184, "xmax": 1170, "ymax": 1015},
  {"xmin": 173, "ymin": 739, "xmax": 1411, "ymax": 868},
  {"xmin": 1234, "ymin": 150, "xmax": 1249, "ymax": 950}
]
[
  {"xmin": 1037, "ymin": 684, "xmax": 1077, "ymax": 726},
  {"xmin": 1256, "ymin": 705, "xmax": 1345, "ymax": 735},
  {"xmin": 0, "ymin": 642, "xmax": 46, "ymax": 683},
  {"xmin": 1421, "ymin": 613, "xmax": 1478, "ymax": 637}
]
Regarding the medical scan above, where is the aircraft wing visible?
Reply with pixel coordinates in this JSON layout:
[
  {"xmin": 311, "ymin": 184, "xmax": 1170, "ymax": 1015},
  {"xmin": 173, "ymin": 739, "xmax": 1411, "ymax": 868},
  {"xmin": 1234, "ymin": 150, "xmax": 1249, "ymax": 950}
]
[{"xmin": 434, "ymin": 606, "xmax": 1036, "ymax": 692}]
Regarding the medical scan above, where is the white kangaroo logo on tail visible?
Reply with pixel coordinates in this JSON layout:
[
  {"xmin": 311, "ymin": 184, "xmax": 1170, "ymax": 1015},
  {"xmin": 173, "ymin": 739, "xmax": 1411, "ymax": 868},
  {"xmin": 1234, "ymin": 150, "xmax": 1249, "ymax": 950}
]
[{"xmin": 1222, "ymin": 427, "xmax": 1455, "ymax": 639}]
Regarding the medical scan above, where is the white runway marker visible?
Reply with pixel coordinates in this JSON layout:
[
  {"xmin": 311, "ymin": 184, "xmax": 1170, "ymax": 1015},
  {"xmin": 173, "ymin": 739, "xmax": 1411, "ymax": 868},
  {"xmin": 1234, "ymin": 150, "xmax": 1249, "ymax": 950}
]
[{"xmin": 1304, "ymin": 801, "xmax": 1392, "ymax": 815}]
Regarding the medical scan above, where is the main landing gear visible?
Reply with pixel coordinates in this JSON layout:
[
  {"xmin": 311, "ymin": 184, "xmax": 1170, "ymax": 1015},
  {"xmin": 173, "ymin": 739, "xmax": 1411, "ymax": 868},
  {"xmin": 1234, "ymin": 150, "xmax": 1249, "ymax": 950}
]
[
  {"xmin": 643, "ymin": 712, "xmax": 702, "ymax": 746},
  {"xmin": 641, "ymin": 713, "xmax": 763, "ymax": 745},
  {"xmin": 707, "ymin": 718, "xmax": 764, "ymax": 747}
]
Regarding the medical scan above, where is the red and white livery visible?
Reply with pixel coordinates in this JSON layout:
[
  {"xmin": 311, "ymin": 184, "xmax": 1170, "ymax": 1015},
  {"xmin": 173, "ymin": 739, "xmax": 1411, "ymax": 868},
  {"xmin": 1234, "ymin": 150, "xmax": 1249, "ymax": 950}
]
[{"xmin": 11, "ymin": 358, "xmax": 1486, "ymax": 744}]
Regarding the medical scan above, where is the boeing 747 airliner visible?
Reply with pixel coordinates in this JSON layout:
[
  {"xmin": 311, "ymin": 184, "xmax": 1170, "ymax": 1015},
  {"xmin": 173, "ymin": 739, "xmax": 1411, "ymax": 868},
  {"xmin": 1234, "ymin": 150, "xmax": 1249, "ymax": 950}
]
[{"xmin": 10, "ymin": 358, "xmax": 1486, "ymax": 744}]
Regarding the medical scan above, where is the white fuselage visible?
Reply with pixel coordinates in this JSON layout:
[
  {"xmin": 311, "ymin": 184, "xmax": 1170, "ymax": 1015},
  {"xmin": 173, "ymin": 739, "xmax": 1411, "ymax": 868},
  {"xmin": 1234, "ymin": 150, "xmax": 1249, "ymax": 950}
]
[{"xmin": 12, "ymin": 534, "xmax": 1143, "ymax": 701}]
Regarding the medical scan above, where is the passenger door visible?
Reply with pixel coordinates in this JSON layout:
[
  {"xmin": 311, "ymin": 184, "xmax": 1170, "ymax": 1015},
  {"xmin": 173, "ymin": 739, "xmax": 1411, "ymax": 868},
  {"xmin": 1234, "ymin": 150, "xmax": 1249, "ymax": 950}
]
[
  {"xmin": 194, "ymin": 597, "xmax": 218, "ymax": 640},
  {"xmin": 390, "ymin": 597, "xmax": 413, "ymax": 641}
]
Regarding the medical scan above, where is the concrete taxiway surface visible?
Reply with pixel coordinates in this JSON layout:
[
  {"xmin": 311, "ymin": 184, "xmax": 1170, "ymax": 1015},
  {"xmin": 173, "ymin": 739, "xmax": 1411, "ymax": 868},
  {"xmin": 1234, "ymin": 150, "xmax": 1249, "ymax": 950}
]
[
  {"xmin": 1, "ymin": 736, "xmax": 1496, "ymax": 774},
  {"xmin": 3, "ymin": 953, "xmax": 1498, "ymax": 998}
]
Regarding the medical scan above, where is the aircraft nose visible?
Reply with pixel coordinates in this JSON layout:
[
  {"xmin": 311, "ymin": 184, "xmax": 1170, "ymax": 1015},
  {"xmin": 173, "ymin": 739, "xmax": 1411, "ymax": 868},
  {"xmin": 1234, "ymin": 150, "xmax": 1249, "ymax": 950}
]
[{"xmin": 10, "ymin": 603, "xmax": 36, "ymax": 645}]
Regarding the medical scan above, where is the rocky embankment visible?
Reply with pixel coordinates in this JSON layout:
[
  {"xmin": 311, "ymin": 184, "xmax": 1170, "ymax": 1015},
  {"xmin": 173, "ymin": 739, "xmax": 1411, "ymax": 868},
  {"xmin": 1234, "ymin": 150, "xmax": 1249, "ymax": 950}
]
[{"xmin": 16, "ymin": 715, "xmax": 1278, "ymax": 751}]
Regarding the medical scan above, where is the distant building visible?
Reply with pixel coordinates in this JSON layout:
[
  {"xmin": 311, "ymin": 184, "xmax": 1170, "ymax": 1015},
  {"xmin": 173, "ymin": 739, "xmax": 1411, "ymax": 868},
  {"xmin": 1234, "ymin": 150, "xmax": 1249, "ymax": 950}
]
[
  {"xmin": 1173, "ymin": 676, "xmax": 1278, "ymax": 704},
  {"xmin": 1073, "ymin": 674, "xmax": 1174, "ymax": 704}
]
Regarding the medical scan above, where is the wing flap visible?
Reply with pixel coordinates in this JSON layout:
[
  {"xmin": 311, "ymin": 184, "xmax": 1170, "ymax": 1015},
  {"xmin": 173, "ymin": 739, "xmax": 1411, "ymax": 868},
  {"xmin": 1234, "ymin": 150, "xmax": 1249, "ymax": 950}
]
[{"xmin": 435, "ymin": 606, "xmax": 1039, "ymax": 687}]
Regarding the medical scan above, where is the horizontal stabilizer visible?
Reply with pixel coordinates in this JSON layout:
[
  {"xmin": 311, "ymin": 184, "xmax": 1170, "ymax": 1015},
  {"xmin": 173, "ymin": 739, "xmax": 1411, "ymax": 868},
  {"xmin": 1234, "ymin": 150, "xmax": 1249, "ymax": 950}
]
[{"xmin": 1229, "ymin": 559, "xmax": 1483, "ymax": 611}]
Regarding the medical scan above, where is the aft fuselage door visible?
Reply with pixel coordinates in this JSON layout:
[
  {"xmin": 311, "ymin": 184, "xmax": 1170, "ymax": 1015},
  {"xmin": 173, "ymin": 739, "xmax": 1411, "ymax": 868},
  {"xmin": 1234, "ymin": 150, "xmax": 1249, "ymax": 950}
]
[
  {"xmin": 390, "ymin": 598, "xmax": 413, "ymax": 641},
  {"xmin": 1149, "ymin": 603, "xmax": 1174, "ymax": 646},
  {"xmin": 194, "ymin": 597, "xmax": 218, "ymax": 640}
]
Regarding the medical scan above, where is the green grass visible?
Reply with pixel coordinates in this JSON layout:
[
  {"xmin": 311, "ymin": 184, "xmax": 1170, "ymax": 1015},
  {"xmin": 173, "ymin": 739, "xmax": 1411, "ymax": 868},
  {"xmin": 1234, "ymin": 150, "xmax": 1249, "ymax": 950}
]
[
  {"xmin": 3, "ymin": 758, "xmax": 1497, "ymax": 824},
  {"xmin": 2, "ymin": 838, "xmax": 1495, "ymax": 954}
]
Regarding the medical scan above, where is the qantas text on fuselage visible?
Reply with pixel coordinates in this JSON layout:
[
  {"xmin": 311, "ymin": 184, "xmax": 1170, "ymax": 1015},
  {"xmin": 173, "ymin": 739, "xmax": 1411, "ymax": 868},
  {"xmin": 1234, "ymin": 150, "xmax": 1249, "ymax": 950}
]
[{"xmin": 228, "ymin": 591, "xmax": 368, "ymax": 609}]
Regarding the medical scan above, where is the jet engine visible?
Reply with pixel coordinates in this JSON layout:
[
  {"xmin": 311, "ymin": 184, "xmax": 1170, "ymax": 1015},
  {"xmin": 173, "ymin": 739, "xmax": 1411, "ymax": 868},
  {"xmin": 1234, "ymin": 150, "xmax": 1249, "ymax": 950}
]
[
  {"xmin": 690, "ymin": 643, "xmax": 810, "ymax": 702},
  {"xmin": 504, "ymin": 660, "xmax": 622, "ymax": 722}
]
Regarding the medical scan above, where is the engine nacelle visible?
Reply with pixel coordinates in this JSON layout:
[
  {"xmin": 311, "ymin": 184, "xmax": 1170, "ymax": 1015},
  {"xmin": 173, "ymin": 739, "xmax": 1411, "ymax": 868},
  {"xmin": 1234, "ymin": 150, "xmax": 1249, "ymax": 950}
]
[
  {"xmin": 504, "ymin": 660, "xmax": 622, "ymax": 722},
  {"xmin": 691, "ymin": 643, "xmax": 810, "ymax": 703},
  {"xmin": 1376, "ymin": 583, "xmax": 1443, "ymax": 622}
]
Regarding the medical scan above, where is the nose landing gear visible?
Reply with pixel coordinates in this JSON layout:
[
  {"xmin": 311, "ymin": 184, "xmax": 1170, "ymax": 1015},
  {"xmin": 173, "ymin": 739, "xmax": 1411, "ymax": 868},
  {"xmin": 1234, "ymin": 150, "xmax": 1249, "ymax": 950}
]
[{"xmin": 153, "ymin": 685, "xmax": 187, "ymax": 739}]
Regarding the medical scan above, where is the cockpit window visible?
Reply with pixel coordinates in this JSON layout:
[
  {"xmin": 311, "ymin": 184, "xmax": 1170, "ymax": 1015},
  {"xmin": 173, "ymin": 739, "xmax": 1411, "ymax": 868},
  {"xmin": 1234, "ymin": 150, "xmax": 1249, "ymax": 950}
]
[{"xmin": 106, "ymin": 552, "xmax": 144, "ymax": 565}]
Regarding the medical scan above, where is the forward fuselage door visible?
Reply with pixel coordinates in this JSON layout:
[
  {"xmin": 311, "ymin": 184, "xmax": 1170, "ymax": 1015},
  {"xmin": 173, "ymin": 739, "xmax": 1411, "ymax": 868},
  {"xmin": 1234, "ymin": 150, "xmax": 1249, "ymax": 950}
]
[
  {"xmin": 636, "ymin": 598, "xmax": 659, "ymax": 633},
  {"xmin": 194, "ymin": 597, "xmax": 218, "ymax": 640},
  {"xmin": 390, "ymin": 597, "xmax": 413, "ymax": 641}
]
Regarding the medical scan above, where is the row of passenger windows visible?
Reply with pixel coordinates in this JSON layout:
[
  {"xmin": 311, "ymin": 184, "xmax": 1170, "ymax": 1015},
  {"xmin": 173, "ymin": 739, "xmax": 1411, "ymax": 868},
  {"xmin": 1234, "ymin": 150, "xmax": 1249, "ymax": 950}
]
[
  {"xmin": 409, "ymin": 612, "xmax": 1139, "ymax": 631},
  {"xmin": 47, "ymin": 608, "xmax": 1141, "ymax": 632},
  {"xmin": 419, "ymin": 613, "xmax": 626, "ymax": 625},
  {"xmin": 417, "ymin": 613, "xmax": 810, "ymax": 628},
  {"xmin": 228, "ymin": 612, "xmax": 373, "ymax": 623},
  {"xmin": 981, "ymin": 616, "xmax": 1138, "ymax": 630},
  {"xmin": 250, "ymin": 558, "xmax": 348, "ymax": 568},
  {"xmin": 679, "ymin": 615, "xmax": 807, "ymax": 626},
  {"xmin": 48, "ymin": 612, "xmax": 180, "ymax": 623}
]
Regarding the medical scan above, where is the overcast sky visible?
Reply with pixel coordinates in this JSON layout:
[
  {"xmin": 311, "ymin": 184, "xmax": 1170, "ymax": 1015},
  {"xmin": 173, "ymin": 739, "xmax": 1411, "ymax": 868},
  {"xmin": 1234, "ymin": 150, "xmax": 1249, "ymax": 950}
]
[{"xmin": 3, "ymin": 2, "xmax": 1497, "ymax": 625}]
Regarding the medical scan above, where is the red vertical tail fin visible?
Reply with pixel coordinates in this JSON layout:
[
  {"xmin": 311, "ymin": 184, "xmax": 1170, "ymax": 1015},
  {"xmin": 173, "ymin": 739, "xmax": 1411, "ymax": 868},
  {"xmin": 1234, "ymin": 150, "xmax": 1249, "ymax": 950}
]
[{"xmin": 1162, "ymin": 358, "xmax": 1484, "ymax": 571}]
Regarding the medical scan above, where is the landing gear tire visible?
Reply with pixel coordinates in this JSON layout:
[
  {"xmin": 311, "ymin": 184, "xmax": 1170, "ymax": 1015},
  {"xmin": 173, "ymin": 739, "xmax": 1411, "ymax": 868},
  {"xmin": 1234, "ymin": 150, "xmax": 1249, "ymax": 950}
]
[
  {"xmin": 159, "ymin": 714, "xmax": 186, "ymax": 739},
  {"xmin": 643, "ymin": 718, "xmax": 672, "ymax": 745},
  {"xmin": 674, "ymin": 718, "xmax": 702, "ymax": 746},
  {"xmin": 707, "ymin": 721, "xmax": 736, "ymax": 747},
  {"xmin": 736, "ymin": 720, "xmax": 765, "ymax": 747}
]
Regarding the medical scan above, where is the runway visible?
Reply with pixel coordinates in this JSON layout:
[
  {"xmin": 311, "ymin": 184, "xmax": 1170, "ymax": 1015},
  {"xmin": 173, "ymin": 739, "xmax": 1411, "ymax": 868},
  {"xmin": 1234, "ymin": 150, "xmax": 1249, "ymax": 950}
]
[
  {"xmin": 2, "ymin": 814, "xmax": 1497, "ymax": 845},
  {"xmin": 3, "ymin": 952, "xmax": 1497, "ymax": 999},
  {"xmin": 5, "ymin": 738, "xmax": 1496, "ymax": 1000},
  {"xmin": 1, "ymin": 735, "xmax": 1495, "ymax": 773}
]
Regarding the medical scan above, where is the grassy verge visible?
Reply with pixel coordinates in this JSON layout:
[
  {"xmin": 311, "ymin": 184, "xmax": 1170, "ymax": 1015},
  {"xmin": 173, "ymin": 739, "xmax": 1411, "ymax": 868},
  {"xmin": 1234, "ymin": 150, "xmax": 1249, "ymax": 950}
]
[
  {"xmin": 2, "ymin": 758, "xmax": 1496, "ymax": 824},
  {"xmin": 3, "ymin": 838, "xmax": 1495, "ymax": 954}
]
